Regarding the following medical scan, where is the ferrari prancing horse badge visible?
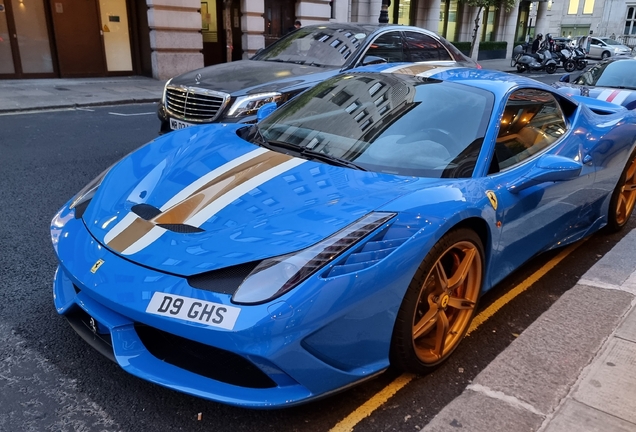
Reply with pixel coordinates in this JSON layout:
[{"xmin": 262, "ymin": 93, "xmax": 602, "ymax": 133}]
[
  {"xmin": 486, "ymin": 190, "xmax": 498, "ymax": 211},
  {"xmin": 90, "ymin": 259, "xmax": 105, "ymax": 273}
]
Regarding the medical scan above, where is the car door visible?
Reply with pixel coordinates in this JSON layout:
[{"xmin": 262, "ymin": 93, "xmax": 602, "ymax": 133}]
[
  {"xmin": 589, "ymin": 37, "xmax": 603, "ymax": 58},
  {"xmin": 357, "ymin": 30, "xmax": 406, "ymax": 65},
  {"xmin": 484, "ymin": 88, "xmax": 597, "ymax": 285}
]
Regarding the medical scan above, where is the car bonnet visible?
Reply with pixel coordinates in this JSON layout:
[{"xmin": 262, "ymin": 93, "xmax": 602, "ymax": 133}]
[{"xmin": 81, "ymin": 125, "xmax": 427, "ymax": 277}]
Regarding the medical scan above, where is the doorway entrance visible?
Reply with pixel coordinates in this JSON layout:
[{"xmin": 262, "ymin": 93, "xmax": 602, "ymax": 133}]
[
  {"xmin": 0, "ymin": 0, "xmax": 56, "ymax": 78},
  {"xmin": 264, "ymin": 0, "xmax": 296, "ymax": 47}
]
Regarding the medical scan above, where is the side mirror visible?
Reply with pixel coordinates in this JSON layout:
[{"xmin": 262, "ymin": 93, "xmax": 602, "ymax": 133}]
[
  {"xmin": 507, "ymin": 155, "xmax": 582, "ymax": 194},
  {"xmin": 256, "ymin": 102, "xmax": 277, "ymax": 122},
  {"xmin": 361, "ymin": 55, "xmax": 388, "ymax": 66},
  {"xmin": 559, "ymin": 73, "xmax": 570, "ymax": 83}
]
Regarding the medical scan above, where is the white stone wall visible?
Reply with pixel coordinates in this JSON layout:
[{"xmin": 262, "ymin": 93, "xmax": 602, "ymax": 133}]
[
  {"xmin": 241, "ymin": 0, "xmax": 264, "ymax": 58},
  {"xmin": 349, "ymin": 0, "xmax": 383, "ymax": 23},
  {"xmin": 297, "ymin": 0, "xmax": 332, "ymax": 24},
  {"xmin": 146, "ymin": 0, "xmax": 204, "ymax": 80}
]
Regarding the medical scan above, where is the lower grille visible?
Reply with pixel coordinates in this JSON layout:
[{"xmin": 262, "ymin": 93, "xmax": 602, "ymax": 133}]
[
  {"xmin": 165, "ymin": 85, "xmax": 230, "ymax": 122},
  {"xmin": 134, "ymin": 324, "xmax": 276, "ymax": 388}
]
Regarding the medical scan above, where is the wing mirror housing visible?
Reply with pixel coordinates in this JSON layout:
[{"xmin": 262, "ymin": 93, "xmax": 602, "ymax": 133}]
[
  {"xmin": 256, "ymin": 102, "xmax": 278, "ymax": 122},
  {"xmin": 361, "ymin": 55, "xmax": 388, "ymax": 66},
  {"xmin": 507, "ymin": 155, "xmax": 582, "ymax": 194},
  {"xmin": 559, "ymin": 73, "xmax": 570, "ymax": 83}
]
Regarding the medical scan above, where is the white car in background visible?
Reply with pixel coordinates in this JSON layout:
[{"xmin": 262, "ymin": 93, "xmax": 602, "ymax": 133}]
[{"xmin": 586, "ymin": 37, "xmax": 632, "ymax": 60}]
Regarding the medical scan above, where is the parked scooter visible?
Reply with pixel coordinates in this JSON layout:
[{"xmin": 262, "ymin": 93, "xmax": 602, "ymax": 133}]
[
  {"xmin": 554, "ymin": 47, "xmax": 576, "ymax": 73},
  {"xmin": 571, "ymin": 46, "xmax": 588, "ymax": 70},
  {"xmin": 512, "ymin": 44, "xmax": 558, "ymax": 74}
]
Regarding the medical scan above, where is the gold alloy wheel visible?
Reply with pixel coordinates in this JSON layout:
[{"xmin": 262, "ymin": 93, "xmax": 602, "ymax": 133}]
[
  {"xmin": 615, "ymin": 156, "xmax": 636, "ymax": 226},
  {"xmin": 412, "ymin": 241, "xmax": 482, "ymax": 364}
]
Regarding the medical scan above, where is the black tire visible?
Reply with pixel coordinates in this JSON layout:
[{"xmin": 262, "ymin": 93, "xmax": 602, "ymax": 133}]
[
  {"xmin": 576, "ymin": 60, "xmax": 587, "ymax": 70},
  {"xmin": 516, "ymin": 64, "xmax": 526, "ymax": 73},
  {"xmin": 601, "ymin": 51, "xmax": 611, "ymax": 60},
  {"xmin": 607, "ymin": 147, "xmax": 636, "ymax": 232},
  {"xmin": 390, "ymin": 228, "xmax": 484, "ymax": 374},
  {"xmin": 564, "ymin": 60, "xmax": 576, "ymax": 73},
  {"xmin": 545, "ymin": 63, "xmax": 557, "ymax": 74}
]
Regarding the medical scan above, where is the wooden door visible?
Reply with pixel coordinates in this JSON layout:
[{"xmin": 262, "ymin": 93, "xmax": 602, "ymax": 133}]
[
  {"xmin": 49, "ymin": 0, "xmax": 106, "ymax": 77},
  {"xmin": 264, "ymin": 0, "xmax": 295, "ymax": 47}
]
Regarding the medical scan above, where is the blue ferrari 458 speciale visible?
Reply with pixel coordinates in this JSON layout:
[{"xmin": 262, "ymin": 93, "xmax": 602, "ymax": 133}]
[{"xmin": 51, "ymin": 64, "xmax": 636, "ymax": 408}]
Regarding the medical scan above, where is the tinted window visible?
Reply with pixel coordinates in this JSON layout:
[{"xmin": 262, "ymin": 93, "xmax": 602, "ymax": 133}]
[
  {"xmin": 252, "ymin": 27, "xmax": 369, "ymax": 67},
  {"xmin": 404, "ymin": 31, "xmax": 452, "ymax": 62},
  {"xmin": 572, "ymin": 60, "xmax": 636, "ymax": 89},
  {"xmin": 258, "ymin": 73, "xmax": 494, "ymax": 178},
  {"xmin": 363, "ymin": 32, "xmax": 406, "ymax": 63},
  {"xmin": 495, "ymin": 90, "xmax": 567, "ymax": 170}
]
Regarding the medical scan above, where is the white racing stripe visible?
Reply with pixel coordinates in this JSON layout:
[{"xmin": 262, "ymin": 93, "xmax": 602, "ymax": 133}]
[
  {"xmin": 103, "ymin": 211, "xmax": 138, "ymax": 244},
  {"xmin": 610, "ymin": 90, "xmax": 631, "ymax": 105},
  {"xmin": 160, "ymin": 147, "xmax": 269, "ymax": 211},
  {"xmin": 186, "ymin": 158, "xmax": 307, "ymax": 227}
]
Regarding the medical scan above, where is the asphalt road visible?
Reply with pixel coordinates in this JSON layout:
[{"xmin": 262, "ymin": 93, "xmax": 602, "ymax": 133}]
[{"xmin": 0, "ymin": 104, "xmax": 633, "ymax": 432}]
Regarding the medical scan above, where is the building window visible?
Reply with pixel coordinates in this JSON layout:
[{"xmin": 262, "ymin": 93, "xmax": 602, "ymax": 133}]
[
  {"xmin": 583, "ymin": 0, "xmax": 594, "ymax": 14},
  {"xmin": 481, "ymin": 7, "xmax": 497, "ymax": 42},
  {"xmin": 567, "ymin": 0, "xmax": 579, "ymax": 15},
  {"xmin": 626, "ymin": 7, "xmax": 636, "ymax": 35},
  {"xmin": 438, "ymin": 0, "xmax": 461, "ymax": 41}
]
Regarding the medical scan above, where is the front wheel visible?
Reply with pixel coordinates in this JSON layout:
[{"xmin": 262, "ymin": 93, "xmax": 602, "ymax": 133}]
[
  {"xmin": 576, "ymin": 59, "xmax": 587, "ymax": 70},
  {"xmin": 607, "ymin": 148, "xmax": 636, "ymax": 232},
  {"xmin": 564, "ymin": 60, "xmax": 576, "ymax": 73},
  {"xmin": 545, "ymin": 63, "xmax": 557, "ymax": 74},
  {"xmin": 516, "ymin": 64, "xmax": 527, "ymax": 73},
  {"xmin": 390, "ymin": 228, "xmax": 484, "ymax": 373},
  {"xmin": 601, "ymin": 51, "xmax": 611, "ymax": 60}
]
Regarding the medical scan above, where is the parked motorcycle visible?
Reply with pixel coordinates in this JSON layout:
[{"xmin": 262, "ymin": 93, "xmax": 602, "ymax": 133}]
[
  {"xmin": 553, "ymin": 47, "xmax": 576, "ymax": 73},
  {"xmin": 512, "ymin": 44, "xmax": 558, "ymax": 74},
  {"xmin": 571, "ymin": 46, "xmax": 588, "ymax": 70}
]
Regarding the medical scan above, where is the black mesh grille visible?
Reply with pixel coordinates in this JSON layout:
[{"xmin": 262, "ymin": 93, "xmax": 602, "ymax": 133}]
[
  {"xmin": 131, "ymin": 203, "xmax": 162, "ymax": 220},
  {"xmin": 187, "ymin": 262, "xmax": 259, "ymax": 295},
  {"xmin": 156, "ymin": 224, "xmax": 204, "ymax": 233},
  {"xmin": 134, "ymin": 324, "xmax": 276, "ymax": 388}
]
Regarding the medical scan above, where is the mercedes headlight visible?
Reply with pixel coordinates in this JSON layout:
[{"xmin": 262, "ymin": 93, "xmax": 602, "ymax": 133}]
[
  {"xmin": 226, "ymin": 92, "xmax": 283, "ymax": 118},
  {"xmin": 232, "ymin": 212, "xmax": 396, "ymax": 305}
]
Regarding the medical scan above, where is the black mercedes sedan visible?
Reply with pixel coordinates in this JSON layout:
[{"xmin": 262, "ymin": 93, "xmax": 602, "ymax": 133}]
[{"xmin": 157, "ymin": 23, "xmax": 478, "ymax": 133}]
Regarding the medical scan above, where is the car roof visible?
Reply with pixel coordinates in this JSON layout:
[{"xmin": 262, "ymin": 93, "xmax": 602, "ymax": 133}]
[{"xmin": 299, "ymin": 22, "xmax": 442, "ymax": 37}]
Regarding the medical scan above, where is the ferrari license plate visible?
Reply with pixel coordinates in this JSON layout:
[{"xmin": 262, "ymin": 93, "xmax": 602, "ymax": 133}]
[
  {"xmin": 169, "ymin": 118, "xmax": 194, "ymax": 130},
  {"xmin": 146, "ymin": 292, "xmax": 240, "ymax": 330}
]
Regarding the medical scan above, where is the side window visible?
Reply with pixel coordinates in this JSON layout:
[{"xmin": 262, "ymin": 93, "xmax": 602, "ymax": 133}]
[
  {"xmin": 363, "ymin": 32, "xmax": 405, "ymax": 63},
  {"xmin": 494, "ymin": 89, "xmax": 567, "ymax": 171},
  {"xmin": 404, "ymin": 31, "xmax": 452, "ymax": 62}
]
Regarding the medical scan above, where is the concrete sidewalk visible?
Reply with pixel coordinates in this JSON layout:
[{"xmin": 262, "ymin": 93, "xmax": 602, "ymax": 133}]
[{"xmin": 0, "ymin": 76, "xmax": 165, "ymax": 113}]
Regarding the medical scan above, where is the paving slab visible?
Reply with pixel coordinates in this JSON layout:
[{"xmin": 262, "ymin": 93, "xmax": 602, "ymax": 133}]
[
  {"xmin": 616, "ymin": 304, "xmax": 636, "ymax": 343},
  {"xmin": 542, "ymin": 399, "xmax": 636, "ymax": 432},
  {"xmin": 573, "ymin": 337, "xmax": 636, "ymax": 424},
  {"xmin": 580, "ymin": 229, "xmax": 636, "ymax": 288}
]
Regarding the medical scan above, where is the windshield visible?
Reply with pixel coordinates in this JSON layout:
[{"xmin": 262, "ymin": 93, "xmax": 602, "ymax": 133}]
[
  {"xmin": 601, "ymin": 38, "xmax": 621, "ymax": 45},
  {"xmin": 572, "ymin": 60, "xmax": 636, "ymax": 89},
  {"xmin": 251, "ymin": 27, "xmax": 369, "ymax": 68},
  {"xmin": 256, "ymin": 72, "xmax": 494, "ymax": 178}
]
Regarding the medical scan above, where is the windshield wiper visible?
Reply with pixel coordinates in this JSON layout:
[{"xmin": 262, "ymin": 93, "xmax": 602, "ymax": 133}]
[{"xmin": 299, "ymin": 148, "xmax": 368, "ymax": 171}]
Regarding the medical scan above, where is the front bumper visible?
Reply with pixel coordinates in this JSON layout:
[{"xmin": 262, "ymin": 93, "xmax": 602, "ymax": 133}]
[
  {"xmin": 51, "ymin": 205, "xmax": 418, "ymax": 408},
  {"xmin": 157, "ymin": 102, "xmax": 257, "ymax": 134}
]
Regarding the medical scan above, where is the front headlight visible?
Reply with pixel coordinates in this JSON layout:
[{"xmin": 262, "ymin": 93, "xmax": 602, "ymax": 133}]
[
  {"xmin": 68, "ymin": 166, "xmax": 111, "ymax": 211},
  {"xmin": 161, "ymin": 78, "xmax": 173, "ymax": 105},
  {"xmin": 232, "ymin": 212, "xmax": 396, "ymax": 305},
  {"xmin": 226, "ymin": 92, "xmax": 283, "ymax": 118}
]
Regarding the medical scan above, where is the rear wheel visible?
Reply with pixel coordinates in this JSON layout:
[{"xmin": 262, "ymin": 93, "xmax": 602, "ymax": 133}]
[
  {"xmin": 607, "ymin": 148, "xmax": 636, "ymax": 232},
  {"xmin": 545, "ymin": 63, "xmax": 557, "ymax": 74},
  {"xmin": 516, "ymin": 64, "xmax": 526, "ymax": 73},
  {"xmin": 564, "ymin": 60, "xmax": 576, "ymax": 72},
  {"xmin": 576, "ymin": 59, "xmax": 587, "ymax": 70},
  {"xmin": 390, "ymin": 228, "xmax": 484, "ymax": 373}
]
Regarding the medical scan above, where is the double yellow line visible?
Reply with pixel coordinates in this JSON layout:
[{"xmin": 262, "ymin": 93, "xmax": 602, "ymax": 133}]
[{"xmin": 330, "ymin": 240, "xmax": 585, "ymax": 432}]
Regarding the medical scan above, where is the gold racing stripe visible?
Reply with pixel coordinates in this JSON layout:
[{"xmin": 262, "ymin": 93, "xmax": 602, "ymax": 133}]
[
  {"xmin": 105, "ymin": 150, "xmax": 293, "ymax": 252},
  {"xmin": 106, "ymin": 217, "xmax": 156, "ymax": 253},
  {"xmin": 153, "ymin": 151, "xmax": 292, "ymax": 224}
]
